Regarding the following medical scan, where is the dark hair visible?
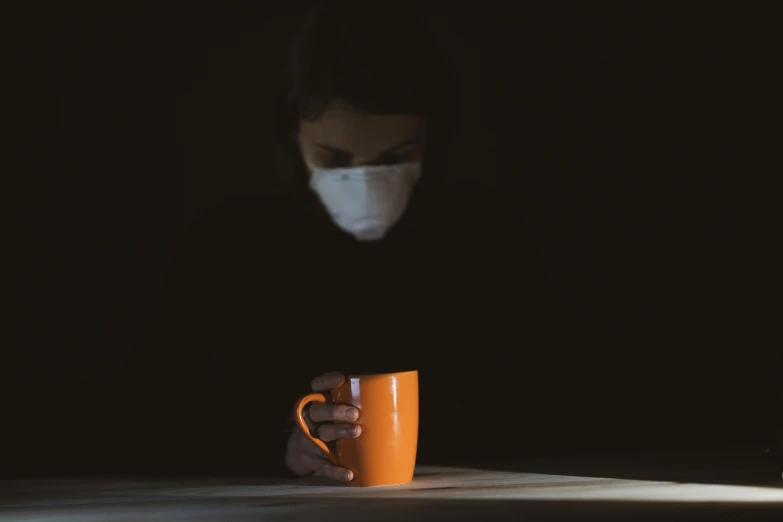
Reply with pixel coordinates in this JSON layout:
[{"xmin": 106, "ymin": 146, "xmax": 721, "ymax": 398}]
[{"xmin": 275, "ymin": 1, "xmax": 457, "ymax": 189}]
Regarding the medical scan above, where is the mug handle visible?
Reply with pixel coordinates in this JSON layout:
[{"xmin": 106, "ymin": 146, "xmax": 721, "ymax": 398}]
[{"xmin": 293, "ymin": 393, "xmax": 337, "ymax": 463}]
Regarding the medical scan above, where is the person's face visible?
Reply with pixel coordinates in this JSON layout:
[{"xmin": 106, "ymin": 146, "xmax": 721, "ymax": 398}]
[{"xmin": 297, "ymin": 101, "xmax": 425, "ymax": 175}]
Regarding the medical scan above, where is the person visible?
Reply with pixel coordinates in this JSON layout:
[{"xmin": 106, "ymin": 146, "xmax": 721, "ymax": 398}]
[{"xmin": 140, "ymin": 1, "xmax": 561, "ymax": 480}]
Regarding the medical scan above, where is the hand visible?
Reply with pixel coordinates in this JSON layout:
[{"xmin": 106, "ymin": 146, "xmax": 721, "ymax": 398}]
[{"xmin": 284, "ymin": 371, "xmax": 362, "ymax": 482}]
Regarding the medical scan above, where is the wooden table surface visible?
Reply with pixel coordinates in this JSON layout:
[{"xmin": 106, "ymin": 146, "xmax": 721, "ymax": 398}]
[{"xmin": 2, "ymin": 454, "xmax": 782, "ymax": 521}]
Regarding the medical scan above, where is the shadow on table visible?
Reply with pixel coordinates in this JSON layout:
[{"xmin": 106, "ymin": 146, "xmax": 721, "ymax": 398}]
[
  {"xmin": 260, "ymin": 496, "xmax": 783, "ymax": 522},
  {"xmin": 1, "ymin": 497, "xmax": 782, "ymax": 522}
]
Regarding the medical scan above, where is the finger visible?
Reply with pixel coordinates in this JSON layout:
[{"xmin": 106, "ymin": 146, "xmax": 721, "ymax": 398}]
[
  {"xmin": 309, "ymin": 402, "xmax": 359, "ymax": 423},
  {"xmin": 303, "ymin": 453, "xmax": 354, "ymax": 482},
  {"xmin": 311, "ymin": 372, "xmax": 345, "ymax": 392},
  {"xmin": 317, "ymin": 423, "xmax": 362, "ymax": 443}
]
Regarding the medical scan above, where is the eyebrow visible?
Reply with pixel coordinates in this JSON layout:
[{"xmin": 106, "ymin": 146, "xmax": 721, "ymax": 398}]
[{"xmin": 314, "ymin": 137, "xmax": 419, "ymax": 158}]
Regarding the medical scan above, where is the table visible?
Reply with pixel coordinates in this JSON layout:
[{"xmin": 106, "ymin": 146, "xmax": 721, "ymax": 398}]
[{"xmin": 2, "ymin": 458, "xmax": 782, "ymax": 521}]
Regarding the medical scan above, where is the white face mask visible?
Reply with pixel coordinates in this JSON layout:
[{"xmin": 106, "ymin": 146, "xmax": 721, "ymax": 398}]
[{"xmin": 308, "ymin": 162, "xmax": 422, "ymax": 241}]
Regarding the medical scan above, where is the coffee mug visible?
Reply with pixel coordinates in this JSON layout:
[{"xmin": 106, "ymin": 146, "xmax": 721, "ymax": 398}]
[{"xmin": 293, "ymin": 370, "xmax": 419, "ymax": 487}]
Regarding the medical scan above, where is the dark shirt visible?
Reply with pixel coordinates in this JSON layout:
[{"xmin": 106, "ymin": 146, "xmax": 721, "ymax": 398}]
[{"xmin": 131, "ymin": 181, "xmax": 563, "ymax": 476}]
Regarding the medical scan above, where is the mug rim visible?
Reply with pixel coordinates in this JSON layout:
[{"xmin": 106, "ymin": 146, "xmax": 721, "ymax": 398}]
[{"xmin": 347, "ymin": 369, "xmax": 418, "ymax": 380}]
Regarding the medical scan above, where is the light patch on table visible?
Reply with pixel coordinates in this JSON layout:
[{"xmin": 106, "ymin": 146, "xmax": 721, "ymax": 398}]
[
  {"xmin": 131, "ymin": 467, "xmax": 782, "ymax": 503},
  {"xmin": 5, "ymin": 466, "xmax": 778, "ymax": 510}
]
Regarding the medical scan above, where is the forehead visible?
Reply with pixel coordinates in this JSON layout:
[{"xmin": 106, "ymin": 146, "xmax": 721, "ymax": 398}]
[{"xmin": 298, "ymin": 102, "xmax": 422, "ymax": 156}]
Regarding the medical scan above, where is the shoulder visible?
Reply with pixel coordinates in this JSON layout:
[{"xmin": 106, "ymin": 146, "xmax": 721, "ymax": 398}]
[
  {"xmin": 425, "ymin": 182, "xmax": 530, "ymax": 238},
  {"xmin": 434, "ymin": 182, "xmax": 553, "ymax": 285},
  {"xmin": 427, "ymin": 182, "xmax": 519, "ymax": 214},
  {"xmin": 173, "ymin": 190, "xmax": 308, "ymax": 267},
  {"xmin": 187, "ymin": 190, "xmax": 304, "ymax": 239}
]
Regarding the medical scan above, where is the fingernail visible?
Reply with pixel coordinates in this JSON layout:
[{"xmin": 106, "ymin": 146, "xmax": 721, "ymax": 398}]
[
  {"xmin": 346, "ymin": 407, "xmax": 359, "ymax": 420},
  {"xmin": 343, "ymin": 425, "xmax": 361, "ymax": 437},
  {"xmin": 341, "ymin": 469, "xmax": 354, "ymax": 481}
]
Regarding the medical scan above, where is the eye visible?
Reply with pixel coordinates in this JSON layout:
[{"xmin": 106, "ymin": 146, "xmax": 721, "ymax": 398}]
[
  {"xmin": 377, "ymin": 150, "xmax": 415, "ymax": 166},
  {"xmin": 320, "ymin": 152, "xmax": 352, "ymax": 169},
  {"xmin": 324, "ymin": 158, "xmax": 350, "ymax": 168}
]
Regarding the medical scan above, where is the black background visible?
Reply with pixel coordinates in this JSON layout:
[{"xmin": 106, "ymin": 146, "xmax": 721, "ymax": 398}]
[{"xmin": 28, "ymin": 1, "xmax": 780, "ymax": 477}]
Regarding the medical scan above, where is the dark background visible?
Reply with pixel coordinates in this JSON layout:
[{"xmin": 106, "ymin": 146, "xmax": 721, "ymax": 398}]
[{"xmin": 28, "ymin": 1, "xmax": 780, "ymax": 476}]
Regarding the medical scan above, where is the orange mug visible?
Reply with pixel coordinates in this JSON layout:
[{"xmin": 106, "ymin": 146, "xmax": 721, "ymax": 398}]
[{"xmin": 293, "ymin": 370, "xmax": 419, "ymax": 487}]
